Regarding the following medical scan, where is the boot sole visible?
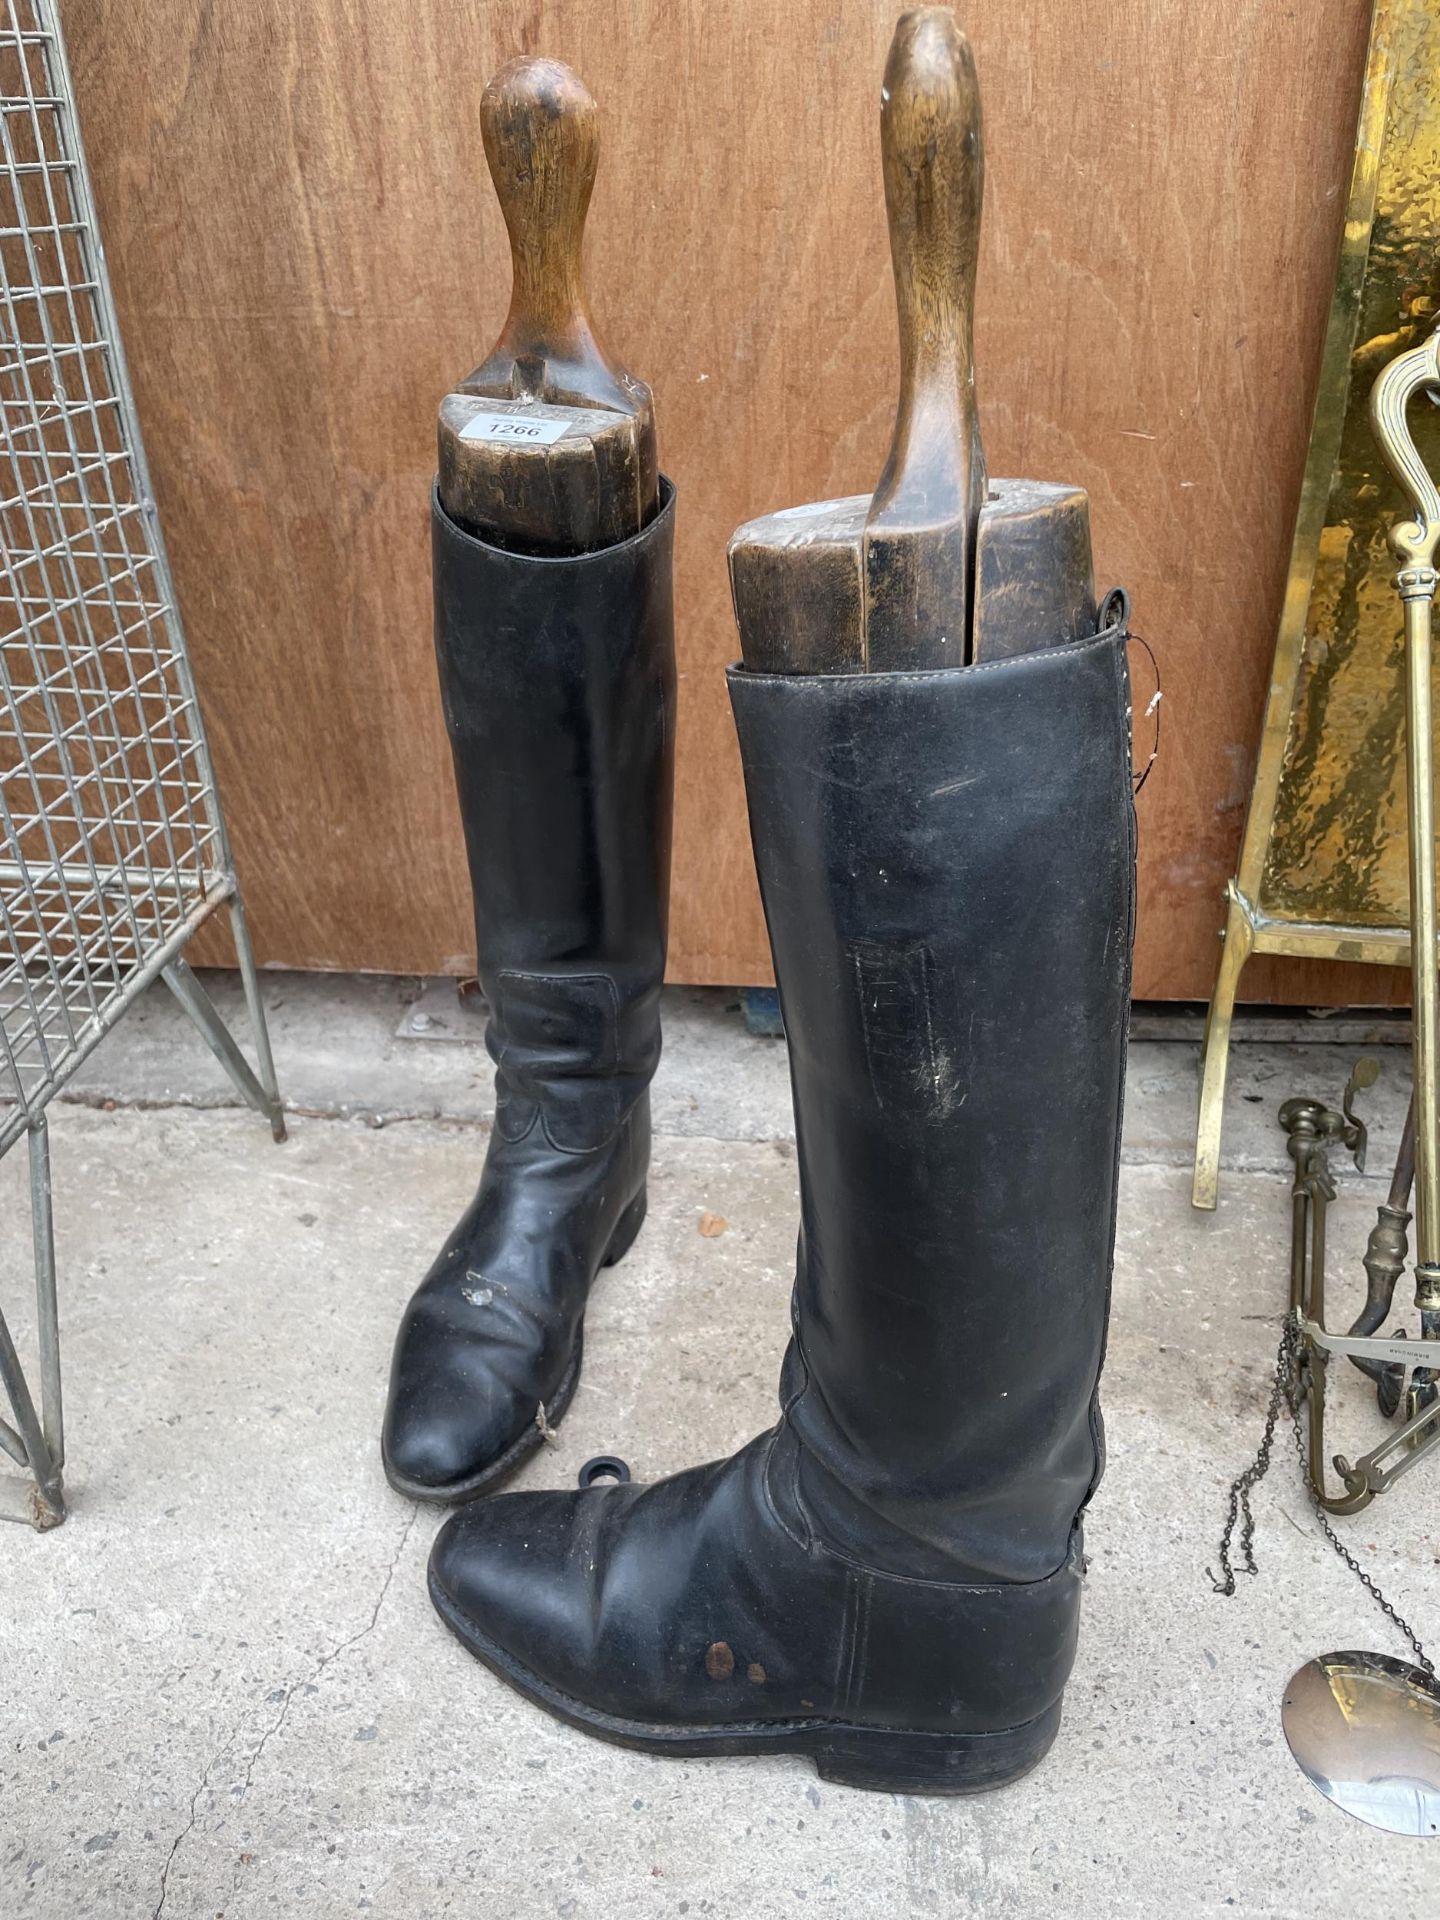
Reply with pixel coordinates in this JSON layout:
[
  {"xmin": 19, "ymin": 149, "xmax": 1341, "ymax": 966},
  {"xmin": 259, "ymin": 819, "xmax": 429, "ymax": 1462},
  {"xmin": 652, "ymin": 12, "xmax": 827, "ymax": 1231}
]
[
  {"xmin": 428, "ymin": 1562, "xmax": 1062, "ymax": 1795},
  {"xmin": 383, "ymin": 1187, "xmax": 647, "ymax": 1507}
]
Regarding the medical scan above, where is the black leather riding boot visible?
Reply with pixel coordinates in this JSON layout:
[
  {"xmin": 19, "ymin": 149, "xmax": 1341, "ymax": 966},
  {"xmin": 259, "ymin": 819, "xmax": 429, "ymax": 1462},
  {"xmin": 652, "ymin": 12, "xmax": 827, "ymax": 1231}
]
[
  {"xmin": 428, "ymin": 613, "xmax": 1134, "ymax": 1791},
  {"xmin": 382, "ymin": 481, "xmax": 676, "ymax": 1502}
]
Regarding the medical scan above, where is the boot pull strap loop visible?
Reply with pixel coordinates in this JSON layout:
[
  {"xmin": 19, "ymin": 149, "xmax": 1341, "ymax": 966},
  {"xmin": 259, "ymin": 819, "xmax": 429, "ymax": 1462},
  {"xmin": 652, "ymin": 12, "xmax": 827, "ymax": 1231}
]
[
  {"xmin": 1098, "ymin": 585, "xmax": 1129, "ymax": 633},
  {"xmin": 1099, "ymin": 586, "xmax": 1161, "ymax": 799},
  {"xmin": 578, "ymin": 1454, "xmax": 632, "ymax": 1488},
  {"xmin": 1129, "ymin": 634, "xmax": 1161, "ymax": 797}
]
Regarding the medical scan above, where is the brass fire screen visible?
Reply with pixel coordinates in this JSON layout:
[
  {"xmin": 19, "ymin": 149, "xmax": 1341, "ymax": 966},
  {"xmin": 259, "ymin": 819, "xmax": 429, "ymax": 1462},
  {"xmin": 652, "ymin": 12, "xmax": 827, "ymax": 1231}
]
[{"xmin": 1194, "ymin": 0, "xmax": 1440, "ymax": 1208}]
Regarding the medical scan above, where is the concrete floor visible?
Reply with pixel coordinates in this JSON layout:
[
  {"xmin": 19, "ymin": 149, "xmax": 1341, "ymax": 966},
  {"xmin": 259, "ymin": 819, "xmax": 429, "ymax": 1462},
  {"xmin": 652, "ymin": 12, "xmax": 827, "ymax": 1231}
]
[{"xmin": 0, "ymin": 976, "xmax": 1436, "ymax": 1917}]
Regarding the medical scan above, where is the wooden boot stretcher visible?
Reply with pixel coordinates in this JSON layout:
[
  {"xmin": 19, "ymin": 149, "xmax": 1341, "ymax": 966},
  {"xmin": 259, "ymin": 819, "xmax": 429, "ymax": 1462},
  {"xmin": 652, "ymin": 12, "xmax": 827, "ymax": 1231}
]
[
  {"xmin": 728, "ymin": 8, "xmax": 1098, "ymax": 670},
  {"xmin": 437, "ymin": 56, "xmax": 658, "ymax": 554}
]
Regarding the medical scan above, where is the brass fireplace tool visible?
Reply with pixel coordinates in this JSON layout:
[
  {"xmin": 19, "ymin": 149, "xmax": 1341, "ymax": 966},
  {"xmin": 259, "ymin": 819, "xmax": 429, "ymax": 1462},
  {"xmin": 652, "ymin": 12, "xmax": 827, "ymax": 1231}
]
[
  {"xmin": 1284, "ymin": 329, "xmax": 1440, "ymax": 1516},
  {"xmin": 1219, "ymin": 327, "xmax": 1440, "ymax": 1835}
]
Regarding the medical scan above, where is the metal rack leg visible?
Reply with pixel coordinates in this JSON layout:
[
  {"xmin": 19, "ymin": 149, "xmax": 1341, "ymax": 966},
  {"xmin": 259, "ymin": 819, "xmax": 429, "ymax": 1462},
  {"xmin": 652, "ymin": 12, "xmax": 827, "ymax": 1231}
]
[
  {"xmin": 162, "ymin": 948, "xmax": 287, "ymax": 1144},
  {"xmin": 228, "ymin": 894, "xmax": 286, "ymax": 1142},
  {"xmin": 0, "ymin": 1119, "xmax": 65, "ymax": 1530},
  {"xmin": 30, "ymin": 1115, "xmax": 61, "ymax": 1471},
  {"xmin": 3, "ymin": 942, "xmax": 282, "ymax": 1534}
]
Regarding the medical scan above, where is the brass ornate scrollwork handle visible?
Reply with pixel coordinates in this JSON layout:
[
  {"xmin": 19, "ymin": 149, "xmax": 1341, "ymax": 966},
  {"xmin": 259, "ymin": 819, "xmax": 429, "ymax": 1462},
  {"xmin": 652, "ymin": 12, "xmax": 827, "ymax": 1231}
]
[{"xmin": 1370, "ymin": 326, "xmax": 1440, "ymax": 583}]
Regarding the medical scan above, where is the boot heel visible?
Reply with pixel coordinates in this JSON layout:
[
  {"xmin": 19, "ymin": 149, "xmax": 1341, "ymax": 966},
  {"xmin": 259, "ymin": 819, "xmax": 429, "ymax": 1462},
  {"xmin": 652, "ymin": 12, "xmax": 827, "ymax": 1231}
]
[
  {"xmin": 601, "ymin": 1188, "xmax": 647, "ymax": 1268},
  {"xmin": 809, "ymin": 1698, "xmax": 1062, "ymax": 1796}
]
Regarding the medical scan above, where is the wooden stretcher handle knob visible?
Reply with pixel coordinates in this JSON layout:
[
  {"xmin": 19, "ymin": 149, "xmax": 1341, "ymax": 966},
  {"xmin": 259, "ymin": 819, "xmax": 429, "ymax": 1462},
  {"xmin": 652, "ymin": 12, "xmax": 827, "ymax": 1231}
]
[
  {"xmin": 471, "ymin": 55, "xmax": 630, "ymax": 412},
  {"xmin": 863, "ymin": 8, "xmax": 987, "ymax": 660}
]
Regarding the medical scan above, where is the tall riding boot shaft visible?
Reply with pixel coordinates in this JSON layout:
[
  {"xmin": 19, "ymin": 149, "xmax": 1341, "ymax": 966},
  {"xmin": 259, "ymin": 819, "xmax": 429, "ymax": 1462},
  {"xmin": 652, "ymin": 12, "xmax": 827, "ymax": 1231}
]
[
  {"xmin": 429, "ymin": 615, "xmax": 1134, "ymax": 1791},
  {"xmin": 383, "ymin": 481, "xmax": 676, "ymax": 1501},
  {"xmin": 751, "ymin": 637, "xmax": 1131, "ymax": 1586}
]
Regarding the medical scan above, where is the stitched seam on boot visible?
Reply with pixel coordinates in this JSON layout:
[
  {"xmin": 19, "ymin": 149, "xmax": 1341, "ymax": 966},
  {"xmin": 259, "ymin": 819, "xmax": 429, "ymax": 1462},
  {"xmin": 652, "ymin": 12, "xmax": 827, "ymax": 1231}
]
[
  {"xmin": 541, "ymin": 1107, "xmax": 623, "ymax": 1156},
  {"xmin": 854, "ymin": 1576, "xmax": 873, "ymax": 1712},
  {"xmin": 1077, "ymin": 636, "xmax": 1136, "ymax": 1518},
  {"xmin": 495, "ymin": 969, "xmax": 625, "ymax": 1154},
  {"xmin": 494, "ymin": 1094, "xmax": 540, "ymax": 1143},
  {"xmin": 765, "ymin": 1283, "xmax": 817, "ymax": 1552},
  {"xmin": 729, "ymin": 621, "xmax": 1126, "ymax": 691},
  {"xmin": 496, "ymin": 969, "xmax": 622, "ymax": 1073},
  {"xmin": 833, "ymin": 1572, "xmax": 858, "ymax": 1706},
  {"xmin": 760, "ymin": 1424, "xmax": 812, "ymax": 1554},
  {"xmin": 806, "ymin": 1524, "xmax": 1086, "ymax": 1597},
  {"xmin": 845, "ymin": 1575, "xmax": 873, "ymax": 1714}
]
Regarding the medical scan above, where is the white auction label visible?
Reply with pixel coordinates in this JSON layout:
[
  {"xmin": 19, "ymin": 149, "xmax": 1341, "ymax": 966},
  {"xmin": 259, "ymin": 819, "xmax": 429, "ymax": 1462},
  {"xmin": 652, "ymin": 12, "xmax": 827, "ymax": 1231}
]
[{"xmin": 459, "ymin": 411, "xmax": 573, "ymax": 445}]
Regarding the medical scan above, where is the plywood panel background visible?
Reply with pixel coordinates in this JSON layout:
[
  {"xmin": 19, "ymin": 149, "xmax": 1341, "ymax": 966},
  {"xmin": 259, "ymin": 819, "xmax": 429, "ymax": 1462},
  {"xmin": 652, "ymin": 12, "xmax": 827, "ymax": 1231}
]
[{"xmin": 62, "ymin": 0, "xmax": 1389, "ymax": 1001}]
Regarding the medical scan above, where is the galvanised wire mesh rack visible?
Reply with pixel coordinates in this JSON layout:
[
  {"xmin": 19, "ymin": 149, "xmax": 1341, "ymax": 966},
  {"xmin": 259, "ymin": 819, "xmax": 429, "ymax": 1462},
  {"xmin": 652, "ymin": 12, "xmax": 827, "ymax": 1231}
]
[{"xmin": 0, "ymin": 0, "xmax": 282, "ymax": 1529}]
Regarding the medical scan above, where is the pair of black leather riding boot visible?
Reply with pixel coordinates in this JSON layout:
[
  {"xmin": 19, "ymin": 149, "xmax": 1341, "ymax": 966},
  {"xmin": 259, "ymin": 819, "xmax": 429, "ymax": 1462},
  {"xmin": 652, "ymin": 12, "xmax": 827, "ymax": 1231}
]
[{"xmin": 383, "ymin": 480, "xmax": 1136, "ymax": 1793}]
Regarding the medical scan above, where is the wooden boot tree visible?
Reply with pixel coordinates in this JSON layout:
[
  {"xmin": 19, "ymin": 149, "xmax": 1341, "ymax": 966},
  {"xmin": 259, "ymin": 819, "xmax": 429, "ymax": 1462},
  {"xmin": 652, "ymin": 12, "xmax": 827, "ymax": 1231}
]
[
  {"xmin": 437, "ymin": 56, "xmax": 658, "ymax": 554},
  {"xmin": 729, "ymin": 8, "xmax": 1095, "ymax": 671}
]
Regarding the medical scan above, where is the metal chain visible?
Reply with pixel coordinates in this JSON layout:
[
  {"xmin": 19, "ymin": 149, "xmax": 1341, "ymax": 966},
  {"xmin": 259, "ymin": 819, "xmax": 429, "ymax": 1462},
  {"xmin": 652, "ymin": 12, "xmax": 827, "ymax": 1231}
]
[
  {"xmin": 1288, "ymin": 1408, "xmax": 1435, "ymax": 1676},
  {"xmin": 1208, "ymin": 1316, "xmax": 1297, "ymax": 1594},
  {"xmin": 1210, "ymin": 1310, "xmax": 1435, "ymax": 1676}
]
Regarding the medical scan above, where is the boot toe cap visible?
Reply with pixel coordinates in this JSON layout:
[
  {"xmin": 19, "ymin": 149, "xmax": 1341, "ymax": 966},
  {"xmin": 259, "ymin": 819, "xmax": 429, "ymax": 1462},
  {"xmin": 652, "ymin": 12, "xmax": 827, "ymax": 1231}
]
[
  {"xmin": 429, "ymin": 1492, "xmax": 609, "ymax": 1695},
  {"xmin": 382, "ymin": 1367, "xmax": 544, "ymax": 1493},
  {"xmin": 384, "ymin": 1293, "xmax": 572, "ymax": 1495},
  {"xmin": 426, "ymin": 1441, "xmax": 808, "ymax": 1726},
  {"xmin": 383, "ymin": 1408, "xmax": 493, "ymax": 1493}
]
